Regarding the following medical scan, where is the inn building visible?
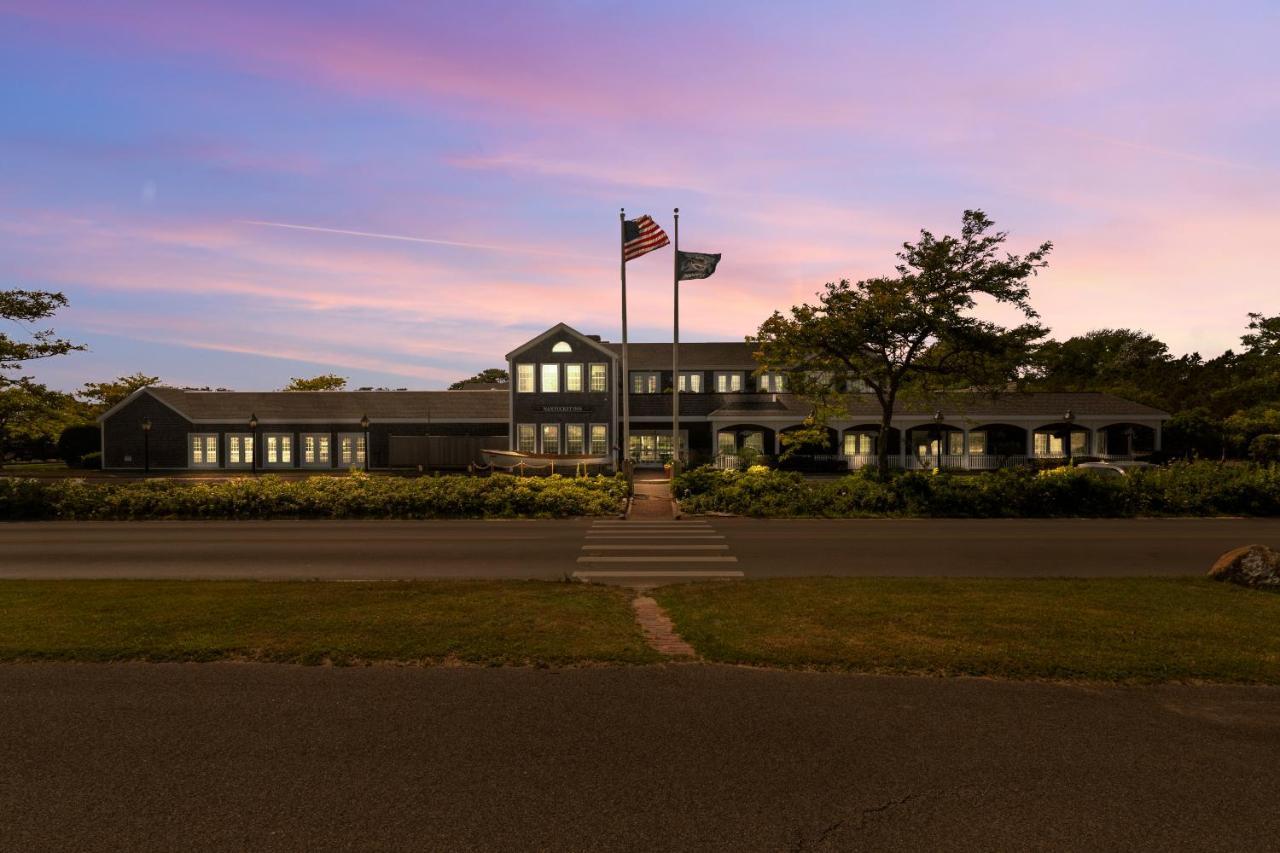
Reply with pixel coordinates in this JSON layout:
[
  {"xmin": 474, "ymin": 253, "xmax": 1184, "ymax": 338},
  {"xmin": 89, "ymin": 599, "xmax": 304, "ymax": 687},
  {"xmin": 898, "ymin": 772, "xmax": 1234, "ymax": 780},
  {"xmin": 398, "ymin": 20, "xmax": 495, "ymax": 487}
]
[{"xmin": 99, "ymin": 323, "xmax": 1168, "ymax": 472}]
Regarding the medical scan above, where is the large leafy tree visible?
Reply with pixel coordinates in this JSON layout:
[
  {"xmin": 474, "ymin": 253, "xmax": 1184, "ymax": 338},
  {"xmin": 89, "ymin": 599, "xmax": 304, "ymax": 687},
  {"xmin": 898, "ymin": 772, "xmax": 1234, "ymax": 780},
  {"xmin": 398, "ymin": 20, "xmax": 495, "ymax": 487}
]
[
  {"xmin": 282, "ymin": 373, "xmax": 348, "ymax": 391},
  {"xmin": 1, "ymin": 290, "xmax": 83, "ymax": 376},
  {"xmin": 0, "ymin": 380, "xmax": 83, "ymax": 463},
  {"xmin": 78, "ymin": 372, "xmax": 161, "ymax": 412},
  {"xmin": 449, "ymin": 368, "xmax": 509, "ymax": 390},
  {"xmin": 754, "ymin": 210, "xmax": 1051, "ymax": 472}
]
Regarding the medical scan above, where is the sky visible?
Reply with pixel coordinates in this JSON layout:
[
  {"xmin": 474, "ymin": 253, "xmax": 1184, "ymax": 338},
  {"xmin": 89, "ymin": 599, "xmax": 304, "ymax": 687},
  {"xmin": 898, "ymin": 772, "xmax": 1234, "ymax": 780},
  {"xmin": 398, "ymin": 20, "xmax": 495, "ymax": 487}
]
[{"xmin": 1, "ymin": 0, "xmax": 1277, "ymax": 392}]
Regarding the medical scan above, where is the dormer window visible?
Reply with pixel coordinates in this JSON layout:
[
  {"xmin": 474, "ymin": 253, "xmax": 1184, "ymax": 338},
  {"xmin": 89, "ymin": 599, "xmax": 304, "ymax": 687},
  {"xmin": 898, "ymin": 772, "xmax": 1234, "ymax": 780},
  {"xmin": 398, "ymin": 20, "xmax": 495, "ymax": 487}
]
[{"xmin": 551, "ymin": 341, "xmax": 573, "ymax": 353}]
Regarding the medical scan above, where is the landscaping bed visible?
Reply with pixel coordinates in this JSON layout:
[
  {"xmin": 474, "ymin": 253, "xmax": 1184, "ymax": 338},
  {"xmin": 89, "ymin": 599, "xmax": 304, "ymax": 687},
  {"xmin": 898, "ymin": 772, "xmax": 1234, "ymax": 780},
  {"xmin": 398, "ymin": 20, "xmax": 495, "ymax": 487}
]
[
  {"xmin": 674, "ymin": 461, "xmax": 1280, "ymax": 517},
  {"xmin": 0, "ymin": 579, "xmax": 658, "ymax": 665},
  {"xmin": 0, "ymin": 472, "xmax": 627, "ymax": 520},
  {"xmin": 655, "ymin": 577, "xmax": 1280, "ymax": 683}
]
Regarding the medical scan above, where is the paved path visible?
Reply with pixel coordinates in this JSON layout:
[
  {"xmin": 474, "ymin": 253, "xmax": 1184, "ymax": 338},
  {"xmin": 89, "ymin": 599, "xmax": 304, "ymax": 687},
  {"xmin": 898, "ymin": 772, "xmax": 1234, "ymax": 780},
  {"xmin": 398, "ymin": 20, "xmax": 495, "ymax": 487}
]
[
  {"xmin": 1, "ymin": 518, "xmax": 1278, "ymax": 579},
  {"xmin": 2, "ymin": 663, "xmax": 1277, "ymax": 852}
]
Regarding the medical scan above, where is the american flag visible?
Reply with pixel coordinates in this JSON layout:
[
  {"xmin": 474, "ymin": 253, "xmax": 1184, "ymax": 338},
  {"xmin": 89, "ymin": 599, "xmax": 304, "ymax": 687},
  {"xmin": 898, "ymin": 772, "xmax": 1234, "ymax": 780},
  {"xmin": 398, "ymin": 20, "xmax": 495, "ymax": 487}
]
[{"xmin": 622, "ymin": 215, "xmax": 670, "ymax": 261}]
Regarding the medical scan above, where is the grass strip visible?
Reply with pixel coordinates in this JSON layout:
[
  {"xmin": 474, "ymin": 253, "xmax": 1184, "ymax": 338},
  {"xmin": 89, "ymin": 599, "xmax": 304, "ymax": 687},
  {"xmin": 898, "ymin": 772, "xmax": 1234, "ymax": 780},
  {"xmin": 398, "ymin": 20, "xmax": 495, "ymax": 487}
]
[
  {"xmin": 655, "ymin": 577, "xmax": 1280, "ymax": 683},
  {"xmin": 0, "ymin": 579, "xmax": 660, "ymax": 666}
]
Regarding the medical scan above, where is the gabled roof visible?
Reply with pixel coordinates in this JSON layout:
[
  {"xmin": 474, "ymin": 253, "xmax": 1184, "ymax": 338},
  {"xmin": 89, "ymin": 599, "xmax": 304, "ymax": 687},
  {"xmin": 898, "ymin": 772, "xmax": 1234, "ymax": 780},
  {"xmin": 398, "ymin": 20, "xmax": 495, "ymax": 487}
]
[
  {"xmin": 101, "ymin": 387, "xmax": 509, "ymax": 423},
  {"xmin": 505, "ymin": 323, "xmax": 618, "ymax": 362},
  {"xmin": 603, "ymin": 341, "xmax": 758, "ymax": 369}
]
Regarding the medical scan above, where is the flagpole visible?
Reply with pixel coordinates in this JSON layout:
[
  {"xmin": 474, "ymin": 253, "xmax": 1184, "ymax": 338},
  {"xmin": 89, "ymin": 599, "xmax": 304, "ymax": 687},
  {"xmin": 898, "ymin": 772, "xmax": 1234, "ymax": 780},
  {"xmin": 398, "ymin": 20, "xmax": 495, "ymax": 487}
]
[
  {"xmin": 672, "ymin": 207, "xmax": 680, "ymax": 477},
  {"xmin": 619, "ymin": 208, "xmax": 630, "ymax": 475}
]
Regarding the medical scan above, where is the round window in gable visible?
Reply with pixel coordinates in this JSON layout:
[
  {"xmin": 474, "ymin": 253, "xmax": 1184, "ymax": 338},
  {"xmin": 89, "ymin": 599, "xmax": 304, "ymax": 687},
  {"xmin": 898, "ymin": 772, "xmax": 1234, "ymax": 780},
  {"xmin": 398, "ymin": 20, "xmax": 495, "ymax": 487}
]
[{"xmin": 551, "ymin": 341, "xmax": 573, "ymax": 353}]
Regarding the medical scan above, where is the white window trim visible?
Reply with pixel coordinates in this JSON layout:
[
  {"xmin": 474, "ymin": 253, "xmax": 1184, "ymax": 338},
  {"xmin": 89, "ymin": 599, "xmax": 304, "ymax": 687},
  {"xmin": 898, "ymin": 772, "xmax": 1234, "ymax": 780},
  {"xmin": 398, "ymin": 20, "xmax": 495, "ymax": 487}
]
[
  {"xmin": 225, "ymin": 433, "xmax": 255, "ymax": 468},
  {"xmin": 516, "ymin": 423, "xmax": 537, "ymax": 453},
  {"xmin": 337, "ymin": 433, "xmax": 367, "ymax": 467},
  {"xmin": 589, "ymin": 363, "xmax": 608, "ymax": 393},
  {"xmin": 714, "ymin": 371, "xmax": 743, "ymax": 393},
  {"xmin": 589, "ymin": 423, "xmax": 608, "ymax": 456},
  {"xmin": 631, "ymin": 371, "xmax": 661, "ymax": 394},
  {"xmin": 540, "ymin": 363, "xmax": 560, "ymax": 393},
  {"xmin": 565, "ymin": 423, "xmax": 586, "ymax": 455},
  {"xmin": 678, "ymin": 372, "xmax": 703, "ymax": 393},
  {"xmin": 300, "ymin": 432, "xmax": 332, "ymax": 468},
  {"xmin": 516, "ymin": 363, "xmax": 536, "ymax": 393},
  {"xmin": 564, "ymin": 363, "xmax": 584, "ymax": 393},
  {"xmin": 540, "ymin": 423, "xmax": 561, "ymax": 454},
  {"xmin": 263, "ymin": 433, "xmax": 295, "ymax": 467},
  {"xmin": 189, "ymin": 432, "xmax": 219, "ymax": 468}
]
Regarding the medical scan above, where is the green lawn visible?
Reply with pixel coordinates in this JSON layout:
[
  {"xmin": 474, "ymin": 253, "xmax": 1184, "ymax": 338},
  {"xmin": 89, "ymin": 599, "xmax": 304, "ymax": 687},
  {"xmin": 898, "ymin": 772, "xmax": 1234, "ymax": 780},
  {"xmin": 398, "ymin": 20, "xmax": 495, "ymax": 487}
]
[
  {"xmin": 0, "ymin": 462, "xmax": 70, "ymax": 475},
  {"xmin": 0, "ymin": 580, "xmax": 659, "ymax": 665},
  {"xmin": 656, "ymin": 577, "xmax": 1280, "ymax": 683}
]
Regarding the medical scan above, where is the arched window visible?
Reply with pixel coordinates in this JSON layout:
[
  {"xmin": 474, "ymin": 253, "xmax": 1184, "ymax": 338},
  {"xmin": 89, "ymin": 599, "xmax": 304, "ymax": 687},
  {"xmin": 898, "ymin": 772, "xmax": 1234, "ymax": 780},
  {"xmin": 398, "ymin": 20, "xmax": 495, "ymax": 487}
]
[{"xmin": 551, "ymin": 341, "xmax": 572, "ymax": 353}]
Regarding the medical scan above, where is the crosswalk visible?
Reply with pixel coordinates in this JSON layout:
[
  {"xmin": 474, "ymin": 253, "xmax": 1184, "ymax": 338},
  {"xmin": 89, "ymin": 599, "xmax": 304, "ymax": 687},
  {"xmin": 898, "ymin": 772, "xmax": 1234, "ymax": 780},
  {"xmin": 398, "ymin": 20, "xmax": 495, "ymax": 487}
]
[{"xmin": 572, "ymin": 519, "xmax": 744, "ymax": 583}]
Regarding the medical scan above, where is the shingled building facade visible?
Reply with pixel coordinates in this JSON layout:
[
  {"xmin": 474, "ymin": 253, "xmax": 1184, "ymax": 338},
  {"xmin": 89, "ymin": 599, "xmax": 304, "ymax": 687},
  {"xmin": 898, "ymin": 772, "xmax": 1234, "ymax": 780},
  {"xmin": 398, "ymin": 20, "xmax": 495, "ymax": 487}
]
[{"xmin": 99, "ymin": 323, "xmax": 1168, "ymax": 471}]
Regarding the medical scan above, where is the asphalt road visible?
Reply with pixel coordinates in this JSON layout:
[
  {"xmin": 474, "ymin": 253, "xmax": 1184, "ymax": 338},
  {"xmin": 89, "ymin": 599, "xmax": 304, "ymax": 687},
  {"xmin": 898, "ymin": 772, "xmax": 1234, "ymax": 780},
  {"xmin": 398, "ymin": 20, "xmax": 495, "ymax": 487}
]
[
  {"xmin": 1, "ymin": 663, "xmax": 1277, "ymax": 852},
  {"xmin": 1, "ymin": 518, "xmax": 1279, "ymax": 578}
]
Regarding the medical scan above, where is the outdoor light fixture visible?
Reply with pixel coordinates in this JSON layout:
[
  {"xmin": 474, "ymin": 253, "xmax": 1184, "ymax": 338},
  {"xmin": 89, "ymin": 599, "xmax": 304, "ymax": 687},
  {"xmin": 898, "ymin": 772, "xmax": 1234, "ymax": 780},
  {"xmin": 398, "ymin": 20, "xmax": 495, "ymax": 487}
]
[
  {"xmin": 1063, "ymin": 409, "xmax": 1074, "ymax": 422},
  {"xmin": 249, "ymin": 413, "xmax": 259, "ymax": 475},
  {"xmin": 933, "ymin": 411, "xmax": 944, "ymax": 422},
  {"xmin": 140, "ymin": 418, "xmax": 152, "ymax": 475},
  {"xmin": 360, "ymin": 414, "xmax": 370, "ymax": 472}
]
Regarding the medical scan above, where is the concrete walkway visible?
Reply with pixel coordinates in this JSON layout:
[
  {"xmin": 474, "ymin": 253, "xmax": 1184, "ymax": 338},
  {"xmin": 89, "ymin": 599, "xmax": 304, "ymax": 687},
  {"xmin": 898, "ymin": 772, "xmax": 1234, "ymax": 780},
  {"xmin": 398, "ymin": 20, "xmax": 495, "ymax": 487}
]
[{"xmin": 628, "ymin": 476, "xmax": 674, "ymax": 519}]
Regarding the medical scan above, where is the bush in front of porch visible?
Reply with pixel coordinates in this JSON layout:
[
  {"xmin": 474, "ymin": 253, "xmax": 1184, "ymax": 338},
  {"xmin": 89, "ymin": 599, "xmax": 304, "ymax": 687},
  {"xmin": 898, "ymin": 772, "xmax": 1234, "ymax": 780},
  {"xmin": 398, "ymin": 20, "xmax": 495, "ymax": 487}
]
[{"xmin": 673, "ymin": 461, "xmax": 1280, "ymax": 518}]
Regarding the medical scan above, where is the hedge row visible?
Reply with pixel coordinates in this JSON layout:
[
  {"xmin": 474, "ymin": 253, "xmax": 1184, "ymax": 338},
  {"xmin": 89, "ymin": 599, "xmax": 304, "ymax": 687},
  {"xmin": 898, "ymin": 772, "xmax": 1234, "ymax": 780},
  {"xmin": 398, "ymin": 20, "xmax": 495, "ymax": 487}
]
[
  {"xmin": 0, "ymin": 473, "xmax": 627, "ymax": 521},
  {"xmin": 674, "ymin": 462, "xmax": 1280, "ymax": 518}
]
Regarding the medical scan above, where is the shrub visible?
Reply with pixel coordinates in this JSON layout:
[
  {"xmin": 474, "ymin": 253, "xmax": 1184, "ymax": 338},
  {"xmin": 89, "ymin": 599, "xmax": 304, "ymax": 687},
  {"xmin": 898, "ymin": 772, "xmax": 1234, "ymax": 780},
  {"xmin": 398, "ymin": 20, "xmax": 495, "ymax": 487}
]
[
  {"xmin": 1249, "ymin": 434, "xmax": 1280, "ymax": 464},
  {"xmin": 56, "ymin": 424, "xmax": 100, "ymax": 467},
  {"xmin": 673, "ymin": 461, "xmax": 1280, "ymax": 518},
  {"xmin": 0, "ymin": 473, "xmax": 627, "ymax": 521}
]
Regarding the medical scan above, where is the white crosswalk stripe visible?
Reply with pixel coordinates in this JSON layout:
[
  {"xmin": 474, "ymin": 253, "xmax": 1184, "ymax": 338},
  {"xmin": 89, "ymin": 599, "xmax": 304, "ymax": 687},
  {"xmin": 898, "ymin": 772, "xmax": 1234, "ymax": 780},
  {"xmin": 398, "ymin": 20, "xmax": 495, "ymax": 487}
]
[{"xmin": 573, "ymin": 519, "xmax": 743, "ymax": 582}]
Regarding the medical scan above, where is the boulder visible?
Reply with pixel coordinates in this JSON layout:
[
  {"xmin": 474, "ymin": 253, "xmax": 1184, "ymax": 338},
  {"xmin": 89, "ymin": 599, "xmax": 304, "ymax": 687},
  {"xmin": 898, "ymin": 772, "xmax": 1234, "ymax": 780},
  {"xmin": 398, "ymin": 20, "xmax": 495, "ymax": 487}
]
[{"xmin": 1208, "ymin": 545, "xmax": 1280, "ymax": 590}]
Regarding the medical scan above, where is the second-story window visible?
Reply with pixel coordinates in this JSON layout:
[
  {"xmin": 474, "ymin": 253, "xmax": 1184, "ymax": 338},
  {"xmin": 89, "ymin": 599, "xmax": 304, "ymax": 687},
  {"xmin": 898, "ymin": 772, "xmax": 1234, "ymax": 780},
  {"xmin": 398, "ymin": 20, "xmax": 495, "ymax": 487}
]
[
  {"xmin": 565, "ymin": 364, "xmax": 583, "ymax": 392},
  {"xmin": 589, "ymin": 363, "xmax": 608, "ymax": 393},
  {"xmin": 516, "ymin": 364, "xmax": 535, "ymax": 393},
  {"xmin": 631, "ymin": 372, "xmax": 660, "ymax": 394},
  {"xmin": 541, "ymin": 363, "xmax": 560, "ymax": 393},
  {"xmin": 757, "ymin": 372, "xmax": 787, "ymax": 392},
  {"xmin": 714, "ymin": 372, "xmax": 743, "ymax": 393},
  {"xmin": 678, "ymin": 372, "xmax": 703, "ymax": 392}
]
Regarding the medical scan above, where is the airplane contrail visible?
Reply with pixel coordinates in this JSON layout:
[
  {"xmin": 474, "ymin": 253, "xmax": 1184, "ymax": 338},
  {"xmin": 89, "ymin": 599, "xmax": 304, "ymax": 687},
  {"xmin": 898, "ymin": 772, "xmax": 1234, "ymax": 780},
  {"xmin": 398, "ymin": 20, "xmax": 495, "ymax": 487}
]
[{"xmin": 237, "ymin": 219, "xmax": 607, "ymax": 261}]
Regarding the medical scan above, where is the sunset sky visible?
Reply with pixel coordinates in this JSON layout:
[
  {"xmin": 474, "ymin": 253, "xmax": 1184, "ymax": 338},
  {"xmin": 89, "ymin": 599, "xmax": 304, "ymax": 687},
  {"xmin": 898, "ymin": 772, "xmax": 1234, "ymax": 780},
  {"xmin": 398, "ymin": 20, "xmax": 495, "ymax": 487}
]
[{"xmin": 2, "ymin": 1, "xmax": 1277, "ymax": 392}]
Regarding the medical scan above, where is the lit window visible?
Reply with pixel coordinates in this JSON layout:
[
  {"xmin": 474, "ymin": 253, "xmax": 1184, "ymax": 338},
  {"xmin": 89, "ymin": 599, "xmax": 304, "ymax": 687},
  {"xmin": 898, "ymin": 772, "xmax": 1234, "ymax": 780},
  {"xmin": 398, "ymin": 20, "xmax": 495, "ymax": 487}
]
[
  {"xmin": 302, "ymin": 433, "xmax": 331, "ymax": 466},
  {"xmin": 516, "ymin": 364, "xmax": 535, "ymax": 393},
  {"xmin": 590, "ymin": 424, "xmax": 608, "ymax": 455},
  {"xmin": 718, "ymin": 432, "xmax": 737, "ymax": 454},
  {"xmin": 630, "ymin": 372, "xmax": 660, "ymax": 394},
  {"xmin": 565, "ymin": 364, "xmax": 583, "ymax": 392},
  {"xmin": 757, "ymin": 372, "xmax": 787, "ymax": 392},
  {"xmin": 589, "ymin": 364, "xmax": 608, "ymax": 393},
  {"xmin": 517, "ymin": 424, "xmax": 537, "ymax": 453},
  {"xmin": 541, "ymin": 364, "xmax": 560, "ymax": 393},
  {"xmin": 566, "ymin": 424, "xmax": 585, "ymax": 454},
  {"xmin": 968, "ymin": 431, "xmax": 986, "ymax": 455},
  {"xmin": 678, "ymin": 372, "xmax": 703, "ymax": 393},
  {"xmin": 541, "ymin": 424, "xmax": 560, "ymax": 454},
  {"xmin": 265, "ymin": 434, "xmax": 293, "ymax": 466},
  {"xmin": 338, "ymin": 433, "xmax": 366, "ymax": 466},
  {"xmin": 551, "ymin": 341, "xmax": 572, "ymax": 353},
  {"xmin": 190, "ymin": 433, "xmax": 219, "ymax": 467},
  {"xmin": 843, "ymin": 433, "xmax": 875, "ymax": 455},
  {"xmin": 227, "ymin": 434, "xmax": 255, "ymax": 465},
  {"xmin": 714, "ymin": 372, "xmax": 743, "ymax": 392}
]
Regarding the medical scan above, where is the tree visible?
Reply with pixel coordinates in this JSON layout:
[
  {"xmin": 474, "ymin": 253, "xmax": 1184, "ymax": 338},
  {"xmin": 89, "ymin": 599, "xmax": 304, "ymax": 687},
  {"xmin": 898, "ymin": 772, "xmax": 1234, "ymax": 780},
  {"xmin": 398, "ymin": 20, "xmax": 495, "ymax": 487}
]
[
  {"xmin": 0, "ymin": 380, "xmax": 82, "ymax": 463},
  {"xmin": 78, "ymin": 372, "xmax": 160, "ymax": 412},
  {"xmin": 448, "ymin": 368, "xmax": 509, "ymax": 390},
  {"xmin": 282, "ymin": 374, "xmax": 348, "ymax": 391},
  {"xmin": 1, "ymin": 289, "xmax": 84, "ymax": 375},
  {"xmin": 1028, "ymin": 330, "xmax": 1202, "ymax": 412},
  {"xmin": 754, "ymin": 210, "xmax": 1051, "ymax": 473}
]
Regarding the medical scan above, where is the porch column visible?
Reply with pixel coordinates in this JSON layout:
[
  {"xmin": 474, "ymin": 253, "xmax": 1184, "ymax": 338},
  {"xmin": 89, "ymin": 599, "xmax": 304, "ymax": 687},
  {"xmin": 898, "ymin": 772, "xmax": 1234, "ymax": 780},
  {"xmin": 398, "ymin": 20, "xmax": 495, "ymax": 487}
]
[
  {"xmin": 1155, "ymin": 421, "xmax": 1163, "ymax": 452},
  {"xmin": 961, "ymin": 428, "xmax": 970, "ymax": 470},
  {"xmin": 1025, "ymin": 425, "xmax": 1035, "ymax": 459},
  {"xmin": 1086, "ymin": 427, "xmax": 1095, "ymax": 456}
]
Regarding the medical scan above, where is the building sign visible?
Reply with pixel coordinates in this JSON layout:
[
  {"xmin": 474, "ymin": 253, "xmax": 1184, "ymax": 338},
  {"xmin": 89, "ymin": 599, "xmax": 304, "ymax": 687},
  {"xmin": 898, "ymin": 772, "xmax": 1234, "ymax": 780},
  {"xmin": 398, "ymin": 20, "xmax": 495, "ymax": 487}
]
[{"xmin": 535, "ymin": 405, "xmax": 587, "ymax": 413}]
